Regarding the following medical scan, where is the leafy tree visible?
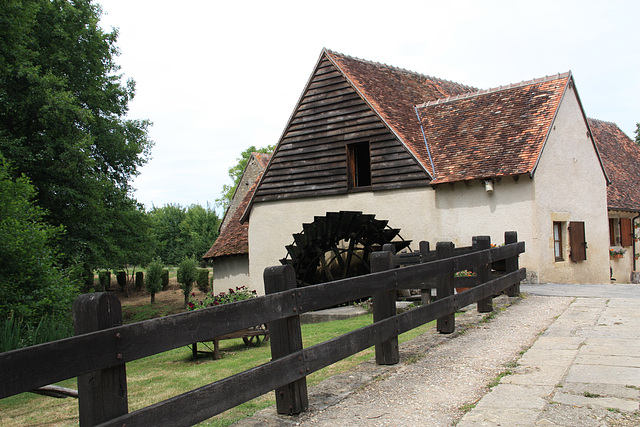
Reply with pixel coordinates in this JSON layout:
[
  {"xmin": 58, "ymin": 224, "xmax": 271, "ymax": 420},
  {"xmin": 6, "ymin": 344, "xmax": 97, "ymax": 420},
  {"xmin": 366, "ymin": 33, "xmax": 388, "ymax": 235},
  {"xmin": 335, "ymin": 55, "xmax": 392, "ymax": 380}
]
[
  {"xmin": 181, "ymin": 203, "xmax": 221, "ymax": 259},
  {"xmin": 0, "ymin": 155, "xmax": 78, "ymax": 324},
  {"xmin": 215, "ymin": 145, "xmax": 274, "ymax": 212},
  {"xmin": 106, "ymin": 197, "xmax": 153, "ymax": 293},
  {"xmin": 145, "ymin": 258, "xmax": 164, "ymax": 304},
  {"xmin": 148, "ymin": 203, "xmax": 220, "ymax": 263},
  {"xmin": 635, "ymin": 123, "xmax": 640, "ymax": 145},
  {"xmin": 148, "ymin": 204, "xmax": 187, "ymax": 265},
  {"xmin": 177, "ymin": 257, "xmax": 198, "ymax": 308},
  {"xmin": 0, "ymin": 0, "xmax": 153, "ymax": 267}
]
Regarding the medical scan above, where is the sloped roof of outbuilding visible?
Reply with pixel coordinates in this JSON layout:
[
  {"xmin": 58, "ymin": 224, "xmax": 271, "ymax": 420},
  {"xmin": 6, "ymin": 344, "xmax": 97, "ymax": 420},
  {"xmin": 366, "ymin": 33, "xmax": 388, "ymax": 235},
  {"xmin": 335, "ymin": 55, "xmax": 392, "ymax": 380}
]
[
  {"xmin": 202, "ymin": 179, "xmax": 257, "ymax": 259},
  {"xmin": 204, "ymin": 152, "xmax": 271, "ymax": 260},
  {"xmin": 589, "ymin": 119, "xmax": 640, "ymax": 212}
]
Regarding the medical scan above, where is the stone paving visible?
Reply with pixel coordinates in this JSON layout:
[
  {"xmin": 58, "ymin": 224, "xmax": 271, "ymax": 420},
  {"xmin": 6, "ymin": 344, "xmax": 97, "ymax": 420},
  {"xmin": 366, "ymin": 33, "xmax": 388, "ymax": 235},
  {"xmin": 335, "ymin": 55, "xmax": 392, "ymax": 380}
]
[{"xmin": 458, "ymin": 289, "xmax": 640, "ymax": 426}]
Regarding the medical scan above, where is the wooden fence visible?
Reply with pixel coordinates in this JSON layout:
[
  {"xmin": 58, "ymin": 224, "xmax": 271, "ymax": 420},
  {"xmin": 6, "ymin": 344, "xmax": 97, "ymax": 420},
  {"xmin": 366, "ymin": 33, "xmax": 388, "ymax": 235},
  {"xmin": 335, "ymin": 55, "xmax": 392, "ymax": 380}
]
[{"xmin": 0, "ymin": 232, "xmax": 525, "ymax": 426}]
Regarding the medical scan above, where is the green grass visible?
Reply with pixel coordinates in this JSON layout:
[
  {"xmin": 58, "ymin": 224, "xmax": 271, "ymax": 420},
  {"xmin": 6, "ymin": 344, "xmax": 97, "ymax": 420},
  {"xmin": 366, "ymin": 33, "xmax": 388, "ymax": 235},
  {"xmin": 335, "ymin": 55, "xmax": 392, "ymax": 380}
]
[{"xmin": 0, "ymin": 312, "xmax": 435, "ymax": 427}]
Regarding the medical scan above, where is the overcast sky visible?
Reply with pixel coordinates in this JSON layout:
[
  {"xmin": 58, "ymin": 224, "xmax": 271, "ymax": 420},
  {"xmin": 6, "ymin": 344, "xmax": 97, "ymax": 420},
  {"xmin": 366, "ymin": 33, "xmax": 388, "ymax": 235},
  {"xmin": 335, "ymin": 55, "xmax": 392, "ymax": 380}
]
[{"xmin": 97, "ymin": 0, "xmax": 640, "ymax": 213}]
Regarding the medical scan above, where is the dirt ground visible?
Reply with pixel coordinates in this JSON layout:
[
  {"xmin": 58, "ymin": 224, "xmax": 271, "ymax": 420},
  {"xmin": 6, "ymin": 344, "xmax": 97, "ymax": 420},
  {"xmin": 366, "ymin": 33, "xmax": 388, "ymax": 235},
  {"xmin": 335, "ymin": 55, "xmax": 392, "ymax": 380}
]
[{"xmin": 100, "ymin": 275, "xmax": 210, "ymax": 321}]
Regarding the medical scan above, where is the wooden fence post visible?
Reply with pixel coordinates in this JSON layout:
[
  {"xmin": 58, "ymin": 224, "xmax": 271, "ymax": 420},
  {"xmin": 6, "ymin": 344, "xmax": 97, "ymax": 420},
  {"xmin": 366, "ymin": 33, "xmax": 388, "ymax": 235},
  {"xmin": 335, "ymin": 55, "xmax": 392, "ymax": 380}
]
[
  {"xmin": 419, "ymin": 241, "xmax": 432, "ymax": 305},
  {"xmin": 436, "ymin": 242, "xmax": 455, "ymax": 334},
  {"xmin": 475, "ymin": 236, "xmax": 493, "ymax": 313},
  {"xmin": 73, "ymin": 293, "xmax": 128, "ymax": 426},
  {"xmin": 505, "ymin": 231, "xmax": 520, "ymax": 296},
  {"xmin": 264, "ymin": 265, "xmax": 308, "ymax": 415},
  {"xmin": 371, "ymin": 244, "xmax": 399, "ymax": 365}
]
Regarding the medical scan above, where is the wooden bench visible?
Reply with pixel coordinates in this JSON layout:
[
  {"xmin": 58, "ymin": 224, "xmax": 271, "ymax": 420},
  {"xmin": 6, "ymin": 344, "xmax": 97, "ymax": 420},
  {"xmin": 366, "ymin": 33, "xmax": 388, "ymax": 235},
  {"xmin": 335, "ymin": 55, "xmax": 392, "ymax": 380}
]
[{"xmin": 191, "ymin": 325, "xmax": 269, "ymax": 359}]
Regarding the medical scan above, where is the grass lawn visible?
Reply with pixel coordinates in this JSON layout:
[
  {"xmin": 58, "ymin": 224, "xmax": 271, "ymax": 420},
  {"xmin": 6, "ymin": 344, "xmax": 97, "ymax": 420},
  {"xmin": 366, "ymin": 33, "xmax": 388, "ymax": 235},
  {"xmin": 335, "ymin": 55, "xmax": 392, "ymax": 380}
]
[{"xmin": 0, "ymin": 311, "xmax": 435, "ymax": 426}]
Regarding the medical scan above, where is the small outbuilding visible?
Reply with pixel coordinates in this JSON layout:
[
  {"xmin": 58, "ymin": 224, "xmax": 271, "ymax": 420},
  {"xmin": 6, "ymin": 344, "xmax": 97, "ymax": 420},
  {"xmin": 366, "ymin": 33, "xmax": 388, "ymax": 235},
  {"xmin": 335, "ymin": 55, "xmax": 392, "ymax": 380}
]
[{"xmin": 203, "ymin": 152, "xmax": 270, "ymax": 294}]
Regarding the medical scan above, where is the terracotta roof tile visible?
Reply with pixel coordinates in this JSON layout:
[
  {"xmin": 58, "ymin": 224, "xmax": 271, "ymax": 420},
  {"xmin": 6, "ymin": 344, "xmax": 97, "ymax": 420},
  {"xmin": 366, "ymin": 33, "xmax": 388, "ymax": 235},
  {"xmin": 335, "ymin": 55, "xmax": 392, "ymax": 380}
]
[
  {"xmin": 325, "ymin": 50, "xmax": 477, "ymax": 177},
  {"xmin": 203, "ymin": 178, "xmax": 257, "ymax": 259},
  {"xmin": 416, "ymin": 73, "xmax": 570, "ymax": 183},
  {"xmin": 589, "ymin": 118, "xmax": 640, "ymax": 211}
]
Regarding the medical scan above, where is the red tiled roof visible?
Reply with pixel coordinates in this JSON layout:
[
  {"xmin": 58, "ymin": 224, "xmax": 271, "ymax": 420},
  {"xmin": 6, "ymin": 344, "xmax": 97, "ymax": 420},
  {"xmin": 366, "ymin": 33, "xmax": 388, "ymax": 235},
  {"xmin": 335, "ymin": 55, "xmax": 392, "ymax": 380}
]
[
  {"xmin": 204, "ymin": 152, "xmax": 271, "ymax": 259},
  {"xmin": 416, "ymin": 73, "xmax": 570, "ymax": 183},
  {"xmin": 589, "ymin": 119, "xmax": 640, "ymax": 211},
  {"xmin": 325, "ymin": 50, "xmax": 477, "ymax": 177},
  {"xmin": 203, "ymin": 178, "xmax": 257, "ymax": 259}
]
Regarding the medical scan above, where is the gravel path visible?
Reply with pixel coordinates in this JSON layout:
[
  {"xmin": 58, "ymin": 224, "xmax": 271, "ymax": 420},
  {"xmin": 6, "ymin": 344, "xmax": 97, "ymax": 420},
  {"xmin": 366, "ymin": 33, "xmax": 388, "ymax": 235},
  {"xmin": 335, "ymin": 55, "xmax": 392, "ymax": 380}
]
[{"xmin": 239, "ymin": 294, "xmax": 572, "ymax": 426}]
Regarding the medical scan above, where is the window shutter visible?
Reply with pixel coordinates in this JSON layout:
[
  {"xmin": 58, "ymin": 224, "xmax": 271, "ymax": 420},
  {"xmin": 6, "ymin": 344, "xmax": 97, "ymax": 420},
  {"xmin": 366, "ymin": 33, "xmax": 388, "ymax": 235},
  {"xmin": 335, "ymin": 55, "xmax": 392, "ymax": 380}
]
[
  {"xmin": 620, "ymin": 218, "xmax": 633, "ymax": 247},
  {"xmin": 569, "ymin": 221, "xmax": 587, "ymax": 262}
]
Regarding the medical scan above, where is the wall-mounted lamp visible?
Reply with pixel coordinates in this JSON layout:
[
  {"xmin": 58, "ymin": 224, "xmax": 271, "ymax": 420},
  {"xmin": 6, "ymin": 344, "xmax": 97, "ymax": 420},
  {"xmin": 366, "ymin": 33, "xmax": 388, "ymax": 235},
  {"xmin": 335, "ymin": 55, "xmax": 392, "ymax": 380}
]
[{"xmin": 484, "ymin": 179, "xmax": 494, "ymax": 193}]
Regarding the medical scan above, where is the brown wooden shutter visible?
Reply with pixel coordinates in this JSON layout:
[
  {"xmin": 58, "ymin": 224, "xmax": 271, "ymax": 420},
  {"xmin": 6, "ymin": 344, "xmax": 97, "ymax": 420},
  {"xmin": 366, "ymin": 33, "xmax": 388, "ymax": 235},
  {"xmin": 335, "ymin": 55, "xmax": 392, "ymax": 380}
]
[
  {"xmin": 569, "ymin": 221, "xmax": 587, "ymax": 262},
  {"xmin": 620, "ymin": 218, "xmax": 633, "ymax": 247}
]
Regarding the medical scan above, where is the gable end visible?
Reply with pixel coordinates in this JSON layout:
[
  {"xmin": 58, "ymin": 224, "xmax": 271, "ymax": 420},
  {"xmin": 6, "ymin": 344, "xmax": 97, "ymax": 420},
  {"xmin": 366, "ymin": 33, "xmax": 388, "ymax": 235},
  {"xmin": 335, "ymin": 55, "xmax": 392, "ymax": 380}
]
[{"xmin": 252, "ymin": 55, "xmax": 430, "ymax": 204}]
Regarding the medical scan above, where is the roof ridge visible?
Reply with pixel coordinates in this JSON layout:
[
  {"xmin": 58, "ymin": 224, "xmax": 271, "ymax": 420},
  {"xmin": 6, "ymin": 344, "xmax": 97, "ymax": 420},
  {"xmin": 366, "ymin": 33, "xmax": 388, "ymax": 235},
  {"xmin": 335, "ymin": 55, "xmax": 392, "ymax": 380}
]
[
  {"xmin": 415, "ymin": 71, "xmax": 572, "ymax": 108},
  {"xmin": 324, "ymin": 48, "xmax": 477, "ymax": 92},
  {"xmin": 587, "ymin": 117, "xmax": 617, "ymax": 126}
]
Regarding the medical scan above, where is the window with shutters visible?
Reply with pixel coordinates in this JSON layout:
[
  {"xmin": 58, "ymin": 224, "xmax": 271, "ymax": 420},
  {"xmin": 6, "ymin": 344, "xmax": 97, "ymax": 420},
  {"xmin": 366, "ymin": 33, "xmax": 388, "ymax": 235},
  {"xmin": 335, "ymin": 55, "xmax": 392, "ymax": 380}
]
[
  {"xmin": 553, "ymin": 222, "xmax": 564, "ymax": 261},
  {"xmin": 347, "ymin": 142, "xmax": 371, "ymax": 189},
  {"xmin": 608, "ymin": 217, "xmax": 635, "ymax": 247},
  {"xmin": 569, "ymin": 221, "xmax": 587, "ymax": 262}
]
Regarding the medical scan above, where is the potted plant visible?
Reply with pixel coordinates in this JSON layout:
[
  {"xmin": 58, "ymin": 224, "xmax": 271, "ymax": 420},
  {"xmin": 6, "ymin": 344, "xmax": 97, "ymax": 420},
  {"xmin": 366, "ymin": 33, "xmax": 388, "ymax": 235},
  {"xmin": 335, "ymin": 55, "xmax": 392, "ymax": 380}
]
[
  {"xmin": 610, "ymin": 248, "xmax": 626, "ymax": 259},
  {"xmin": 454, "ymin": 270, "xmax": 477, "ymax": 293}
]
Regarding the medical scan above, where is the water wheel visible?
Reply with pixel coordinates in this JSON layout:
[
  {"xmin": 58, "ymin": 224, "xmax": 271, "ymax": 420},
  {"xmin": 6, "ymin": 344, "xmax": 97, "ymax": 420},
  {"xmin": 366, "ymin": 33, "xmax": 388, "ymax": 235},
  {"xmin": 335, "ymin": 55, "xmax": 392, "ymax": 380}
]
[{"xmin": 280, "ymin": 211, "xmax": 411, "ymax": 286}]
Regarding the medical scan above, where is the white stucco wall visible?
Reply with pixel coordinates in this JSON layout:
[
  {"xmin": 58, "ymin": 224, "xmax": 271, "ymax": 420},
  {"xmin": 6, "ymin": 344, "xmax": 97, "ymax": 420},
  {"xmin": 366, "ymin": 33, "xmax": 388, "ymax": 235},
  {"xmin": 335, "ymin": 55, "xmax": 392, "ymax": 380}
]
[
  {"xmin": 212, "ymin": 255, "xmax": 250, "ymax": 295},
  {"xmin": 531, "ymin": 84, "xmax": 610, "ymax": 284},
  {"xmin": 248, "ymin": 181, "xmax": 539, "ymax": 294}
]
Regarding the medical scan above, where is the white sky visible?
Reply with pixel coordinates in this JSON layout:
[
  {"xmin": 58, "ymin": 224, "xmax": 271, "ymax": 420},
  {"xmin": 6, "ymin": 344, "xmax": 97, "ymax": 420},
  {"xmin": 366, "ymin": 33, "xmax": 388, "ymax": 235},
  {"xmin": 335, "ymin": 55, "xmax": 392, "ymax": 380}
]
[{"xmin": 97, "ymin": 0, "xmax": 640, "ymax": 213}]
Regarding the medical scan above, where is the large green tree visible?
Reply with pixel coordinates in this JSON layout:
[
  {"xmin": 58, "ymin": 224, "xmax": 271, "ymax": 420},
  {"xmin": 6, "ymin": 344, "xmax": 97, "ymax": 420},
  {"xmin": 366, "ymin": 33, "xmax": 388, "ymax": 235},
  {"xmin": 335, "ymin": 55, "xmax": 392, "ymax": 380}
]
[
  {"xmin": 0, "ymin": 0, "xmax": 152, "ymax": 267},
  {"xmin": 216, "ymin": 145, "xmax": 274, "ymax": 212},
  {"xmin": 0, "ymin": 154, "xmax": 78, "ymax": 323}
]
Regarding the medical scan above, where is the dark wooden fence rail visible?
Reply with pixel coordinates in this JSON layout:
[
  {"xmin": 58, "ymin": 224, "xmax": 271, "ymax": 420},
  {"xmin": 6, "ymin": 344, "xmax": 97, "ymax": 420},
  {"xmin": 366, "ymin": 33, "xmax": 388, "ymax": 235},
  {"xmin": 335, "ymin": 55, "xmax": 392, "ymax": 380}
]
[{"xmin": 0, "ymin": 232, "xmax": 525, "ymax": 427}]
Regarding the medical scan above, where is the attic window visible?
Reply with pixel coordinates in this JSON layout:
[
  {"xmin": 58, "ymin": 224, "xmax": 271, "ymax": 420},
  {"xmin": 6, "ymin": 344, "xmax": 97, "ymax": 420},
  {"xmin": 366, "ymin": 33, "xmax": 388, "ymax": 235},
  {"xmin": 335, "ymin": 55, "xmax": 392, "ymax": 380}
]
[{"xmin": 347, "ymin": 142, "xmax": 371, "ymax": 189}]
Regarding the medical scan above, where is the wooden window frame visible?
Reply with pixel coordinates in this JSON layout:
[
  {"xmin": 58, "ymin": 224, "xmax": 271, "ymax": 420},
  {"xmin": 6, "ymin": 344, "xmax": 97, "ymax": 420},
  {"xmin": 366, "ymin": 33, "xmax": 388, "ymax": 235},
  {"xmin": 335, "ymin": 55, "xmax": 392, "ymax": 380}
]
[
  {"xmin": 553, "ymin": 221, "xmax": 564, "ymax": 261},
  {"xmin": 609, "ymin": 218, "xmax": 617, "ymax": 246},
  {"xmin": 346, "ymin": 141, "xmax": 372, "ymax": 189}
]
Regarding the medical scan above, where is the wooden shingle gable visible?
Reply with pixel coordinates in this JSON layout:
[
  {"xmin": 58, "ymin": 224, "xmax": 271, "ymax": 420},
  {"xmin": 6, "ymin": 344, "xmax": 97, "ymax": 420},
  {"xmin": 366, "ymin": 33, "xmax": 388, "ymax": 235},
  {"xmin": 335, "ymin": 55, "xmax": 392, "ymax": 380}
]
[{"xmin": 250, "ymin": 50, "xmax": 431, "ymax": 206}]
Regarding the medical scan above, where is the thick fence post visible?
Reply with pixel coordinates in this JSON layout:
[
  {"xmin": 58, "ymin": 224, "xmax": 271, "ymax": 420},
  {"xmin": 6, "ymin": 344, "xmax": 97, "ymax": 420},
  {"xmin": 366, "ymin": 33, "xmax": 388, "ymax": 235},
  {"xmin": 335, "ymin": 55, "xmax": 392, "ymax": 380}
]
[
  {"xmin": 73, "ymin": 293, "xmax": 128, "ymax": 426},
  {"xmin": 419, "ymin": 241, "xmax": 432, "ymax": 305},
  {"xmin": 475, "ymin": 236, "xmax": 493, "ymax": 313},
  {"xmin": 371, "ymin": 244, "xmax": 399, "ymax": 365},
  {"xmin": 436, "ymin": 242, "xmax": 455, "ymax": 334},
  {"xmin": 264, "ymin": 265, "xmax": 308, "ymax": 415},
  {"xmin": 505, "ymin": 231, "xmax": 520, "ymax": 296}
]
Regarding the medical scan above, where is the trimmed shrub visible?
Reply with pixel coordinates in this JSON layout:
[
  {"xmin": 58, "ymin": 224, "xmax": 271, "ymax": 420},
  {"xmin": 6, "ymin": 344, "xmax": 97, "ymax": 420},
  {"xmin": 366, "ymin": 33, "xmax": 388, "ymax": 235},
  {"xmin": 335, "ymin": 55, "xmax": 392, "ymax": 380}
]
[
  {"xmin": 196, "ymin": 269, "xmax": 209, "ymax": 293},
  {"xmin": 146, "ymin": 259, "xmax": 164, "ymax": 304},
  {"xmin": 116, "ymin": 271, "xmax": 126, "ymax": 289},
  {"xmin": 161, "ymin": 269, "xmax": 169, "ymax": 290},
  {"xmin": 98, "ymin": 270, "xmax": 111, "ymax": 291},
  {"xmin": 135, "ymin": 271, "xmax": 144, "ymax": 289},
  {"xmin": 177, "ymin": 257, "xmax": 198, "ymax": 308}
]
